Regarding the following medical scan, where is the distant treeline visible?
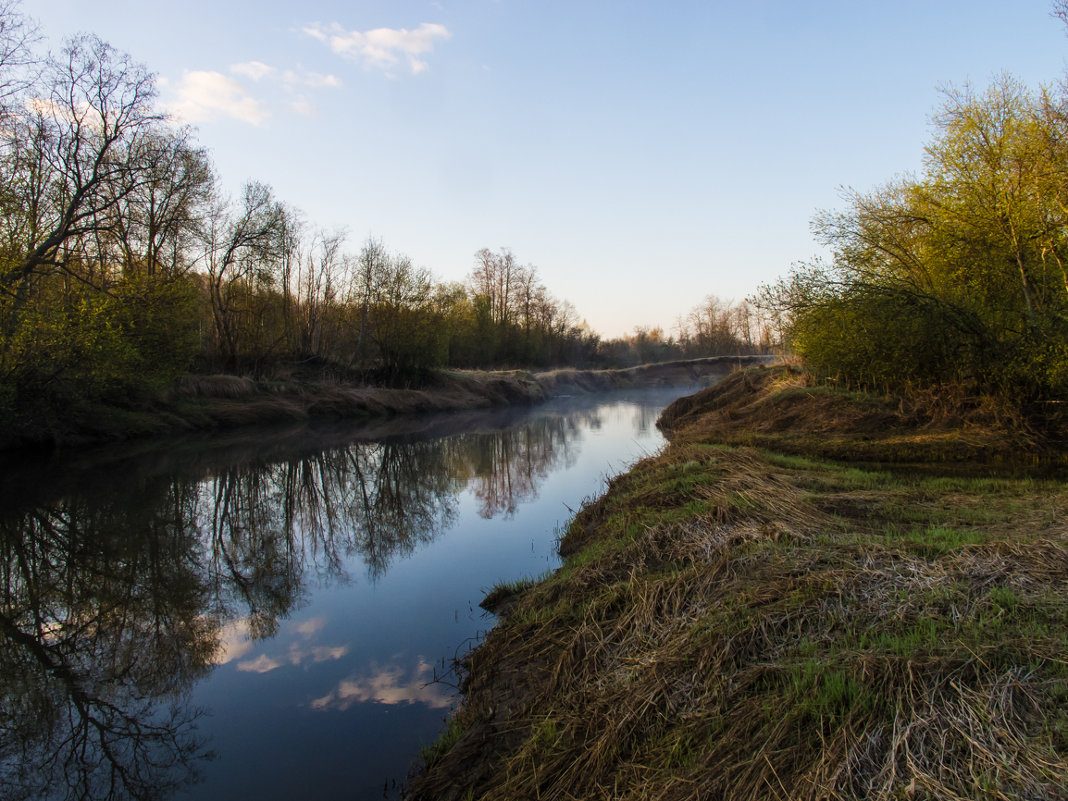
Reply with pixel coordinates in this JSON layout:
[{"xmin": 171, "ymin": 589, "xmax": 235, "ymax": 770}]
[
  {"xmin": 598, "ymin": 296, "xmax": 774, "ymax": 367},
  {"xmin": 0, "ymin": 11, "xmax": 772, "ymax": 429}
]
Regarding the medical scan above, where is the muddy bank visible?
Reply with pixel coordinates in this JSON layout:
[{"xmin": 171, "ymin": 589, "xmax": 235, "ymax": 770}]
[
  {"xmin": 408, "ymin": 366, "xmax": 1068, "ymax": 801},
  {"xmin": 0, "ymin": 355, "xmax": 775, "ymax": 451}
]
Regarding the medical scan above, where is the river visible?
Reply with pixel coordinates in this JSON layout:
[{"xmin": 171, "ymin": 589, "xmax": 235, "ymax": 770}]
[{"xmin": 0, "ymin": 386, "xmax": 695, "ymax": 801}]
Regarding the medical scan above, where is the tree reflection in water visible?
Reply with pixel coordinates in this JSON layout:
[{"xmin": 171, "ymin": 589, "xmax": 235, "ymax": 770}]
[
  {"xmin": 0, "ymin": 402, "xmax": 589, "ymax": 800},
  {"xmin": 0, "ymin": 476, "xmax": 214, "ymax": 801}
]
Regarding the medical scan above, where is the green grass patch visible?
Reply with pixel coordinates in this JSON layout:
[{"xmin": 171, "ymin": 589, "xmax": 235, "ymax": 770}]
[
  {"xmin": 420, "ymin": 715, "xmax": 466, "ymax": 771},
  {"xmin": 899, "ymin": 524, "xmax": 990, "ymax": 556},
  {"xmin": 481, "ymin": 573, "xmax": 545, "ymax": 614}
]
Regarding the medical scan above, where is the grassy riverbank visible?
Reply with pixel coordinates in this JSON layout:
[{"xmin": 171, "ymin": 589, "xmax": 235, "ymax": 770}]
[
  {"xmin": 0, "ymin": 356, "xmax": 770, "ymax": 451},
  {"xmin": 410, "ymin": 366, "xmax": 1068, "ymax": 801}
]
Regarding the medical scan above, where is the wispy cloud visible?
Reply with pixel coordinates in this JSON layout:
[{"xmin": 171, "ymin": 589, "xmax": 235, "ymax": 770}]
[
  {"xmin": 161, "ymin": 61, "xmax": 341, "ymax": 125},
  {"xmin": 234, "ymin": 642, "xmax": 348, "ymax": 673},
  {"xmin": 283, "ymin": 69, "xmax": 342, "ymax": 90},
  {"xmin": 288, "ymin": 98, "xmax": 318, "ymax": 117},
  {"xmin": 163, "ymin": 70, "xmax": 270, "ymax": 126},
  {"xmin": 231, "ymin": 60, "xmax": 276, "ymax": 82},
  {"xmin": 279, "ymin": 68, "xmax": 342, "ymax": 116},
  {"xmin": 303, "ymin": 22, "xmax": 452, "ymax": 75},
  {"xmin": 231, "ymin": 616, "xmax": 349, "ymax": 674},
  {"xmin": 307, "ymin": 645, "xmax": 349, "ymax": 662}
]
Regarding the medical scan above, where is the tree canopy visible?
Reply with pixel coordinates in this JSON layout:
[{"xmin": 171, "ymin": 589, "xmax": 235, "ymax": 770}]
[{"xmin": 760, "ymin": 76, "xmax": 1068, "ymax": 400}]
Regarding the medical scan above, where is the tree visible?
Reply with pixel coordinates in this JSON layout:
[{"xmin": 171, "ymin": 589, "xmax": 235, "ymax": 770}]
[
  {"xmin": 112, "ymin": 128, "xmax": 214, "ymax": 278},
  {"xmin": 366, "ymin": 250, "xmax": 444, "ymax": 380},
  {"xmin": 0, "ymin": 0, "xmax": 38, "ymax": 117},
  {"xmin": 759, "ymin": 78, "xmax": 1068, "ymax": 398},
  {"xmin": 202, "ymin": 181, "xmax": 289, "ymax": 367},
  {"xmin": 290, "ymin": 226, "xmax": 347, "ymax": 359},
  {"xmin": 0, "ymin": 34, "xmax": 162, "ymax": 293},
  {"xmin": 0, "ymin": 30, "xmax": 213, "ymax": 417},
  {"xmin": 354, "ymin": 236, "xmax": 389, "ymax": 365}
]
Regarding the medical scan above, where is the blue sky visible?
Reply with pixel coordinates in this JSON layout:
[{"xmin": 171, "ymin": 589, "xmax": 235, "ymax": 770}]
[{"xmin": 24, "ymin": 0, "xmax": 1068, "ymax": 337}]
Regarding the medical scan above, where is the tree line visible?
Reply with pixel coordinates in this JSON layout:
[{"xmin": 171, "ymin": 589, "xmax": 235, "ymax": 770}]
[
  {"xmin": 0, "ymin": 7, "xmax": 770, "ymax": 430},
  {"xmin": 0, "ymin": 21, "xmax": 594, "ymax": 405},
  {"xmin": 596, "ymin": 295, "xmax": 775, "ymax": 367}
]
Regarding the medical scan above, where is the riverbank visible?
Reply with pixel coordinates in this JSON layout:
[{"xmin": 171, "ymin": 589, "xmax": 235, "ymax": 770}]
[
  {"xmin": 409, "ymin": 366, "xmax": 1068, "ymax": 800},
  {"xmin": 0, "ymin": 355, "xmax": 774, "ymax": 452}
]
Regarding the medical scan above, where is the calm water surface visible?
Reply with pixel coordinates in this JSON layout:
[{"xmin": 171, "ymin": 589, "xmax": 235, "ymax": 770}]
[{"xmin": 0, "ymin": 387, "xmax": 695, "ymax": 801}]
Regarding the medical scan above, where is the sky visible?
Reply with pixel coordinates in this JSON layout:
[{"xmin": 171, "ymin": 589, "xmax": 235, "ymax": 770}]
[{"xmin": 21, "ymin": 0, "xmax": 1068, "ymax": 338}]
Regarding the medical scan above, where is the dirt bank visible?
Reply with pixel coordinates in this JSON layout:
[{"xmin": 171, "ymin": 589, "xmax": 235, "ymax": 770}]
[
  {"xmin": 408, "ymin": 366, "xmax": 1068, "ymax": 801},
  {"xmin": 0, "ymin": 356, "xmax": 774, "ymax": 451}
]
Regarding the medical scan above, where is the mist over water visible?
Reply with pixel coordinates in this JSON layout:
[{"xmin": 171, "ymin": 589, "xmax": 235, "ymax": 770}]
[{"xmin": 0, "ymin": 387, "xmax": 691, "ymax": 801}]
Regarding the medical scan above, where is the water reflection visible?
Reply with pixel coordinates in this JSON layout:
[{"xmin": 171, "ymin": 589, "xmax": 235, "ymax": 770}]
[
  {"xmin": 0, "ymin": 395, "xmax": 627, "ymax": 801},
  {"xmin": 0, "ymin": 480, "xmax": 214, "ymax": 801},
  {"xmin": 311, "ymin": 658, "xmax": 453, "ymax": 712}
]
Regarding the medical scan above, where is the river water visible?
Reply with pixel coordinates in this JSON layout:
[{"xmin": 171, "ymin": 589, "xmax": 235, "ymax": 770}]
[{"xmin": 0, "ymin": 386, "xmax": 695, "ymax": 801}]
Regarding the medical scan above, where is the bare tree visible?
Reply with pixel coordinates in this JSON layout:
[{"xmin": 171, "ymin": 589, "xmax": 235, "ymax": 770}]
[
  {"xmin": 0, "ymin": 0, "xmax": 39, "ymax": 117},
  {"xmin": 113, "ymin": 128, "xmax": 214, "ymax": 277},
  {"xmin": 202, "ymin": 181, "xmax": 288, "ymax": 366},
  {"xmin": 0, "ymin": 35, "xmax": 163, "ymax": 293},
  {"xmin": 354, "ymin": 236, "xmax": 389, "ymax": 363},
  {"xmin": 294, "ymin": 227, "xmax": 346, "ymax": 357},
  {"xmin": 470, "ymin": 247, "xmax": 519, "ymax": 326}
]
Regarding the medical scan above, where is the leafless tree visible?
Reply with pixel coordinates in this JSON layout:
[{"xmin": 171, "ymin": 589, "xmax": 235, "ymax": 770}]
[
  {"xmin": 0, "ymin": 35, "xmax": 163, "ymax": 292},
  {"xmin": 0, "ymin": 0, "xmax": 39, "ymax": 117},
  {"xmin": 202, "ymin": 181, "xmax": 288, "ymax": 365}
]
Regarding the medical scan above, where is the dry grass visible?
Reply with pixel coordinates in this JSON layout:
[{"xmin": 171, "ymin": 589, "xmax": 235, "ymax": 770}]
[
  {"xmin": 170, "ymin": 373, "xmax": 258, "ymax": 399},
  {"xmin": 535, "ymin": 356, "xmax": 777, "ymax": 396},
  {"xmin": 160, "ymin": 369, "xmax": 552, "ymax": 434},
  {"xmin": 19, "ymin": 362, "xmax": 776, "ymax": 450},
  {"xmin": 657, "ymin": 366, "xmax": 1059, "ymax": 463},
  {"xmin": 409, "ymin": 370, "xmax": 1068, "ymax": 801}
]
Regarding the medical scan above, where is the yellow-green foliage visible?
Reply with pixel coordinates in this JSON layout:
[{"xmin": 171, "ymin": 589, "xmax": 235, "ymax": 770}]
[
  {"xmin": 0, "ymin": 273, "xmax": 199, "ymax": 415},
  {"xmin": 763, "ymin": 78, "xmax": 1068, "ymax": 400}
]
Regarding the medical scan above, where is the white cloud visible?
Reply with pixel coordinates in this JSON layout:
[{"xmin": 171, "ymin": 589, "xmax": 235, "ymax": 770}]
[
  {"xmin": 163, "ymin": 70, "xmax": 269, "ymax": 126},
  {"xmin": 25, "ymin": 96, "xmax": 101, "ymax": 129},
  {"xmin": 304, "ymin": 21, "xmax": 451, "ymax": 75},
  {"xmin": 231, "ymin": 61, "xmax": 276, "ymax": 81},
  {"xmin": 287, "ymin": 641, "xmax": 349, "ymax": 665},
  {"xmin": 161, "ymin": 60, "xmax": 340, "ymax": 126},
  {"xmin": 220, "ymin": 615, "xmax": 348, "ymax": 675}
]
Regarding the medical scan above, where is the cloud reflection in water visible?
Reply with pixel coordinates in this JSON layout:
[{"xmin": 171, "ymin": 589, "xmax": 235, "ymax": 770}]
[
  {"xmin": 235, "ymin": 616, "xmax": 349, "ymax": 673},
  {"xmin": 311, "ymin": 657, "xmax": 452, "ymax": 710}
]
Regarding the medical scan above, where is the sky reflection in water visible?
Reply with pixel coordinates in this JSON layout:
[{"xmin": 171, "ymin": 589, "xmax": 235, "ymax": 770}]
[{"xmin": 0, "ymin": 387, "xmax": 689, "ymax": 801}]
